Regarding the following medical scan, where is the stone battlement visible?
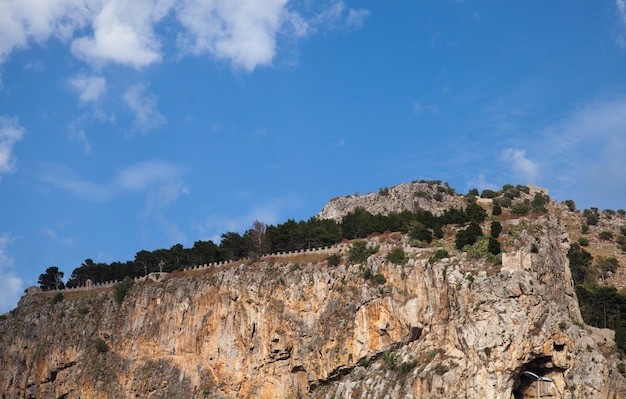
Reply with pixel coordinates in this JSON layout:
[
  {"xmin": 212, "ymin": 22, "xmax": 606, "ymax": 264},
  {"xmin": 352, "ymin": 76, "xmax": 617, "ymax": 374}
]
[{"xmin": 31, "ymin": 240, "xmax": 530, "ymax": 295}]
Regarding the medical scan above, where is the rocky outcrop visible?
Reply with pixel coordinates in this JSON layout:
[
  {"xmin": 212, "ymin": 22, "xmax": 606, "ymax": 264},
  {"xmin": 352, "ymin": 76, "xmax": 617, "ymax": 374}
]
[
  {"xmin": 1, "ymin": 213, "xmax": 624, "ymax": 398},
  {"xmin": 316, "ymin": 181, "xmax": 464, "ymax": 221}
]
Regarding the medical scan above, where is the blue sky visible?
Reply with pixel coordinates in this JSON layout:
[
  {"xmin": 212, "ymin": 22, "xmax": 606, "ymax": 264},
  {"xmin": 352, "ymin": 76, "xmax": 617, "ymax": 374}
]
[{"xmin": 1, "ymin": 0, "xmax": 626, "ymax": 313}]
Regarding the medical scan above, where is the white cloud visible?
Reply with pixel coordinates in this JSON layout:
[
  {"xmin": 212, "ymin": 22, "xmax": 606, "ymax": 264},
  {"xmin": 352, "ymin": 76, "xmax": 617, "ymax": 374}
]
[
  {"xmin": 500, "ymin": 148, "xmax": 538, "ymax": 184},
  {"xmin": 0, "ymin": 116, "xmax": 25, "ymax": 178},
  {"xmin": 114, "ymin": 160, "xmax": 184, "ymax": 191},
  {"xmin": 413, "ymin": 101, "xmax": 438, "ymax": 116},
  {"xmin": 40, "ymin": 163, "xmax": 114, "ymax": 201},
  {"xmin": 41, "ymin": 160, "xmax": 186, "ymax": 202},
  {"xmin": 145, "ymin": 180, "xmax": 189, "ymax": 213},
  {"xmin": 69, "ymin": 74, "xmax": 106, "ymax": 103},
  {"xmin": 156, "ymin": 214, "xmax": 186, "ymax": 244},
  {"xmin": 0, "ymin": 0, "xmax": 92, "ymax": 63},
  {"xmin": 67, "ymin": 120, "xmax": 92, "ymax": 154},
  {"xmin": 413, "ymin": 101, "xmax": 422, "ymax": 114},
  {"xmin": 346, "ymin": 8, "xmax": 370, "ymax": 28},
  {"xmin": 71, "ymin": 0, "xmax": 170, "ymax": 68},
  {"xmin": 0, "ymin": 233, "xmax": 24, "ymax": 315},
  {"xmin": 617, "ymin": 0, "xmax": 626, "ymax": 23},
  {"xmin": 1, "ymin": 0, "xmax": 367, "ymax": 73},
  {"xmin": 536, "ymin": 97, "xmax": 626, "ymax": 208},
  {"xmin": 467, "ymin": 173, "xmax": 498, "ymax": 193},
  {"xmin": 42, "ymin": 227, "xmax": 75, "ymax": 247},
  {"xmin": 122, "ymin": 83, "xmax": 166, "ymax": 131},
  {"xmin": 175, "ymin": 0, "xmax": 290, "ymax": 71}
]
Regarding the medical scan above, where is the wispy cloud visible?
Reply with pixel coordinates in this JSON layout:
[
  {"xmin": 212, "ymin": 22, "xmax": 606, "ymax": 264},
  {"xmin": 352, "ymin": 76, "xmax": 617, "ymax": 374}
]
[
  {"xmin": 67, "ymin": 120, "xmax": 92, "ymax": 155},
  {"xmin": 40, "ymin": 163, "xmax": 113, "ymax": 201},
  {"xmin": 615, "ymin": 0, "xmax": 626, "ymax": 49},
  {"xmin": 617, "ymin": 0, "xmax": 626, "ymax": 23},
  {"xmin": 114, "ymin": 160, "xmax": 184, "ymax": 191},
  {"xmin": 196, "ymin": 194, "xmax": 303, "ymax": 242},
  {"xmin": 40, "ymin": 160, "xmax": 186, "ymax": 203},
  {"xmin": 144, "ymin": 180, "xmax": 189, "ymax": 214},
  {"xmin": 42, "ymin": 227, "xmax": 75, "ymax": 247},
  {"xmin": 69, "ymin": 74, "xmax": 107, "ymax": 104},
  {"xmin": 500, "ymin": 148, "xmax": 539, "ymax": 184},
  {"xmin": 0, "ymin": 117, "xmax": 25, "ymax": 178},
  {"xmin": 155, "ymin": 214, "xmax": 186, "ymax": 244},
  {"xmin": 413, "ymin": 101, "xmax": 439, "ymax": 116},
  {"xmin": 122, "ymin": 83, "xmax": 166, "ymax": 132},
  {"xmin": 535, "ymin": 96, "xmax": 626, "ymax": 207},
  {"xmin": 467, "ymin": 173, "xmax": 498, "ymax": 192},
  {"xmin": 0, "ymin": 233, "xmax": 24, "ymax": 314},
  {"xmin": 346, "ymin": 9, "xmax": 370, "ymax": 28}
]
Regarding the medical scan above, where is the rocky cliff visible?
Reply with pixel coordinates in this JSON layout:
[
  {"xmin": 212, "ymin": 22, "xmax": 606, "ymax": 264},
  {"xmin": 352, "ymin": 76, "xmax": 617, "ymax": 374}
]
[{"xmin": 2, "ymin": 189, "xmax": 626, "ymax": 398}]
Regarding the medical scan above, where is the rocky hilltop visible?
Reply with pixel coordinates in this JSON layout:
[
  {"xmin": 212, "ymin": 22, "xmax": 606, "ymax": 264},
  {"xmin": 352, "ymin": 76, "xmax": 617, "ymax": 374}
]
[{"xmin": 1, "ymin": 183, "xmax": 626, "ymax": 398}]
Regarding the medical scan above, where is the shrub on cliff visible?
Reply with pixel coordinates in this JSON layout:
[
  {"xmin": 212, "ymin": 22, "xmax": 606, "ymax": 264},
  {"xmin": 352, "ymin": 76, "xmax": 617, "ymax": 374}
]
[
  {"xmin": 348, "ymin": 240, "xmax": 378, "ymax": 264},
  {"xmin": 568, "ymin": 243, "xmax": 593, "ymax": 285},
  {"xmin": 466, "ymin": 202, "xmax": 488, "ymax": 223},
  {"xmin": 386, "ymin": 248, "xmax": 407, "ymax": 265},
  {"xmin": 510, "ymin": 203, "xmax": 530, "ymax": 215},
  {"xmin": 490, "ymin": 221, "xmax": 502, "ymax": 238},
  {"xmin": 480, "ymin": 189, "xmax": 497, "ymax": 198},
  {"xmin": 114, "ymin": 277, "xmax": 135, "ymax": 304},
  {"xmin": 326, "ymin": 254, "xmax": 341, "ymax": 266},
  {"xmin": 409, "ymin": 222, "xmax": 432, "ymax": 243},
  {"xmin": 455, "ymin": 222, "xmax": 483, "ymax": 250}
]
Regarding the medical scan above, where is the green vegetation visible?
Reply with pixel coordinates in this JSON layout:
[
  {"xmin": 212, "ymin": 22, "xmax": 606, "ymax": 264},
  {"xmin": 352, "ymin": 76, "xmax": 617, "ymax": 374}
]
[
  {"xmin": 429, "ymin": 248, "xmax": 449, "ymax": 264},
  {"xmin": 462, "ymin": 236, "xmax": 502, "ymax": 264},
  {"xmin": 563, "ymin": 199, "xmax": 576, "ymax": 211},
  {"xmin": 326, "ymin": 254, "xmax": 341, "ymax": 266},
  {"xmin": 490, "ymin": 221, "xmax": 502, "ymax": 238},
  {"xmin": 568, "ymin": 243, "xmax": 593, "ymax": 285},
  {"xmin": 43, "ymin": 187, "xmax": 499, "ymax": 287},
  {"xmin": 383, "ymin": 352, "xmax": 399, "ymax": 370},
  {"xmin": 599, "ymin": 231, "xmax": 614, "ymax": 241},
  {"xmin": 583, "ymin": 209, "xmax": 600, "ymax": 226},
  {"xmin": 348, "ymin": 240, "xmax": 378, "ymax": 264},
  {"xmin": 510, "ymin": 203, "xmax": 530, "ymax": 215},
  {"xmin": 409, "ymin": 222, "xmax": 433, "ymax": 244},
  {"xmin": 596, "ymin": 257, "xmax": 619, "ymax": 279},
  {"xmin": 38, "ymin": 266, "xmax": 65, "ymax": 291},
  {"xmin": 382, "ymin": 352, "xmax": 417, "ymax": 376},
  {"xmin": 95, "ymin": 338, "xmax": 109, "ymax": 354},
  {"xmin": 569, "ymin": 241, "xmax": 626, "ymax": 354},
  {"xmin": 114, "ymin": 277, "xmax": 135, "ymax": 304},
  {"xmin": 386, "ymin": 248, "xmax": 407, "ymax": 265},
  {"xmin": 576, "ymin": 285, "xmax": 626, "ymax": 354},
  {"xmin": 51, "ymin": 292, "xmax": 64, "ymax": 304},
  {"xmin": 578, "ymin": 237, "xmax": 589, "ymax": 246},
  {"xmin": 531, "ymin": 193, "xmax": 549, "ymax": 213},
  {"xmin": 363, "ymin": 268, "xmax": 386, "ymax": 285},
  {"xmin": 618, "ymin": 233, "xmax": 626, "ymax": 252},
  {"xmin": 455, "ymin": 222, "xmax": 483, "ymax": 250},
  {"xmin": 480, "ymin": 189, "xmax": 497, "ymax": 198}
]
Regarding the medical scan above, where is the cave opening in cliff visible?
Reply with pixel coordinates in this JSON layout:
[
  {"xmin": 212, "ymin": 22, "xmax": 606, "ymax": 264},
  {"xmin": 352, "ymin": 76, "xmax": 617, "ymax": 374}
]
[{"xmin": 511, "ymin": 356, "xmax": 560, "ymax": 399}]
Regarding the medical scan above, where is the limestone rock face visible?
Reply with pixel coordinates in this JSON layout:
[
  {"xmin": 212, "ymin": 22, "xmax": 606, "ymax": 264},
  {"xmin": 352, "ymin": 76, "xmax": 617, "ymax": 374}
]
[
  {"xmin": 316, "ymin": 181, "xmax": 464, "ymax": 222},
  {"xmin": 1, "ymin": 216, "xmax": 625, "ymax": 398}
]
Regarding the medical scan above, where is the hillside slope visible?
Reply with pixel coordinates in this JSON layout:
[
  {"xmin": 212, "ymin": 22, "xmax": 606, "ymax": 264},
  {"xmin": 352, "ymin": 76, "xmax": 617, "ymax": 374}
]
[{"xmin": 1, "ymin": 183, "xmax": 626, "ymax": 398}]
